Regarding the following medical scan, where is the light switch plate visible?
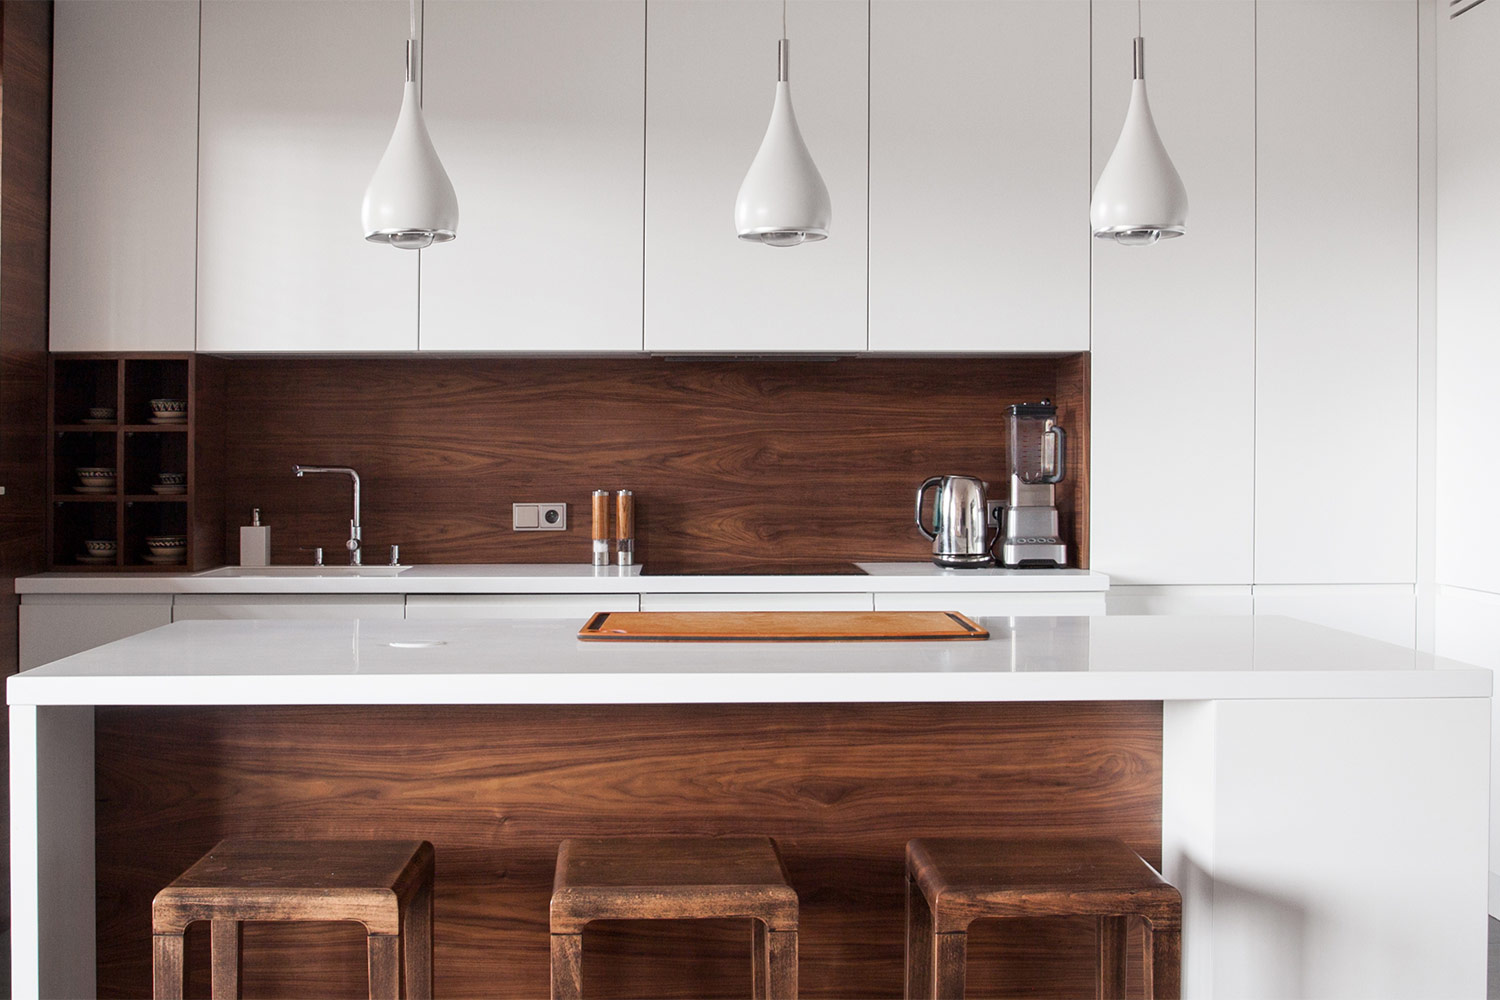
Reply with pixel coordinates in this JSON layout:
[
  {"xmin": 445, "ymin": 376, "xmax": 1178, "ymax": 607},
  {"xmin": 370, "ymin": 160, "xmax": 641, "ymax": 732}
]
[{"xmin": 513, "ymin": 502, "xmax": 567, "ymax": 531}]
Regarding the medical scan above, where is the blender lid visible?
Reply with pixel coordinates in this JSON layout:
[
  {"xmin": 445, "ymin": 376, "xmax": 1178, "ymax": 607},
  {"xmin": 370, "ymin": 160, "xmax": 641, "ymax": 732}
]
[{"xmin": 1009, "ymin": 399, "xmax": 1056, "ymax": 416}]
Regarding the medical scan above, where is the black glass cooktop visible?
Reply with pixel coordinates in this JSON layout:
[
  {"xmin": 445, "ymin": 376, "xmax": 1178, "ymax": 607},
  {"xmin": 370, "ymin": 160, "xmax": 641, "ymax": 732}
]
[{"xmin": 644, "ymin": 562, "xmax": 867, "ymax": 576}]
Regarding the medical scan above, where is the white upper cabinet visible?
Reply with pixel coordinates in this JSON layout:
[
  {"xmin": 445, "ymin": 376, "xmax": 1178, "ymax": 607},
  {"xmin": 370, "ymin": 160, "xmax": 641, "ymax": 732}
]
[
  {"xmin": 645, "ymin": 0, "xmax": 868, "ymax": 353},
  {"xmin": 1255, "ymin": 1, "xmax": 1417, "ymax": 584},
  {"xmin": 869, "ymin": 1, "xmax": 1089, "ymax": 353},
  {"xmin": 1089, "ymin": 0, "xmax": 1255, "ymax": 586},
  {"xmin": 50, "ymin": 1, "xmax": 199, "ymax": 353},
  {"xmin": 419, "ymin": 1, "xmax": 645, "ymax": 352},
  {"xmin": 196, "ymin": 0, "xmax": 418, "ymax": 352}
]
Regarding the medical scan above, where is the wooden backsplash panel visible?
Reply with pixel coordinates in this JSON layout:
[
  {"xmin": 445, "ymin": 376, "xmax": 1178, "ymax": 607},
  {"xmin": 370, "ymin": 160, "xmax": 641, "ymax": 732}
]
[{"xmin": 220, "ymin": 356, "xmax": 1089, "ymax": 569}]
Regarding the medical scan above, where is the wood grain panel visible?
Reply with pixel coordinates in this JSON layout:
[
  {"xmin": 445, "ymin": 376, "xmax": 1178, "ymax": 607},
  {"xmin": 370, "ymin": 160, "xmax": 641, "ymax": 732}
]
[
  {"xmin": 0, "ymin": 0, "xmax": 53, "ymax": 961},
  {"xmin": 96, "ymin": 701, "xmax": 1159, "ymax": 999},
  {"xmin": 218, "ymin": 356, "xmax": 1090, "ymax": 570}
]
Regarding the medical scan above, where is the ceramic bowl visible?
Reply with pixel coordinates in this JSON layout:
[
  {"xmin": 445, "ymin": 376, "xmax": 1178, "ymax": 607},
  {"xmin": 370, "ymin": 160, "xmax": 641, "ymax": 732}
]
[
  {"xmin": 145, "ymin": 534, "xmax": 186, "ymax": 549},
  {"xmin": 87, "ymin": 407, "xmax": 116, "ymax": 421},
  {"xmin": 156, "ymin": 472, "xmax": 186, "ymax": 486},
  {"xmin": 148, "ymin": 398, "xmax": 187, "ymax": 416},
  {"xmin": 83, "ymin": 539, "xmax": 117, "ymax": 556},
  {"xmin": 75, "ymin": 466, "xmax": 116, "ymax": 483}
]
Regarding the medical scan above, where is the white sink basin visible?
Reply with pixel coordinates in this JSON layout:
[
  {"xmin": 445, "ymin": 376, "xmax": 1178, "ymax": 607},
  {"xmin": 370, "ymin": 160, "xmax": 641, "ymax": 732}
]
[{"xmin": 198, "ymin": 566, "xmax": 409, "ymax": 577}]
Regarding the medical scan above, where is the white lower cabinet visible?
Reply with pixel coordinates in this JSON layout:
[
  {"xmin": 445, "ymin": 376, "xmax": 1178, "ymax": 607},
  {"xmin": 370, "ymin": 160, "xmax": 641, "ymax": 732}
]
[
  {"xmin": 1106, "ymin": 586, "xmax": 1254, "ymax": 618},
  {"xmin": 405, "ymin": 594, "xmax": 639, "ymax": 619},
  {"xmin": 1252, "ymin": 585, "xmax": 1416, "ymax": 648},
  {"xmin": 874, "ymin": 592, "xmax": 1104, "ymax": 618},
  {"xmin": 170, "ymin": 595, "xmax": 406, "ymax": 621},
  {"xmin": 18, "ymin": 595, "xmax": 174, "ymax": 670},
  {"xmin": 640, "ymin": 593, "xmax": 874, "ymax": 613}
]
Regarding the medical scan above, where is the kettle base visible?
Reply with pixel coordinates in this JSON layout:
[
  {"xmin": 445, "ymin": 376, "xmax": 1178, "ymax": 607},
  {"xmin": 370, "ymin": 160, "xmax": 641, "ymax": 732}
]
[{"xmin": 933, "ymin": 554, "xmax": 996, "ymax": 569}]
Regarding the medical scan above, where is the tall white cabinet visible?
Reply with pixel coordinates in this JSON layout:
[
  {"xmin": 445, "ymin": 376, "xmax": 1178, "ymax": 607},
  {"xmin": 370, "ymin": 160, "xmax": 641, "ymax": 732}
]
[
  {"xmin": 419, "ymin": 1, "xmax": 645, "ymax": 352},
  {"xmin": 196, "ymin": 0, "xmax": 419, "ymax": 352},
  {"xmin": 1254, "ymin": 0, "xmax": 1418, "ymax": 586},
  {"xmin": 868, "ymin": 0, "xmax": 1090, "ymax": 353},
  {"xmin": 1089, "ymin": 0, "xmax": 1256, "ymax": 587},
  {"xmin": 49, "ymin": 0, "xmax": 199, "ymax": 353},
  {"xmin": 644, "ymin": 0, "xmax": 868, "ymax": 353}
]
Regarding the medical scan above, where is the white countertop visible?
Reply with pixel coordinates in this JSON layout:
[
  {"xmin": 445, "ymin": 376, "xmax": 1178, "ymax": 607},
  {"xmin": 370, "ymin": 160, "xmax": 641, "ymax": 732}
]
[
  {"xmin": 8, "ymin": 614, "xmax": 1485, "ymax": 706},
  {"xmin": 13, "ymin": 562, "xmax": 1109, "ymax": 595}
]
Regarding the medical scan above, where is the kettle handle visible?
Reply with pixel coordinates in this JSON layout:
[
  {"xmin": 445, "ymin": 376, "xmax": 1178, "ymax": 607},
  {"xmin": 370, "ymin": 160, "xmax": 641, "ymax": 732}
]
[{"xmin": 915, "ymin": 476, "xmax": 942, "ymax": 540}]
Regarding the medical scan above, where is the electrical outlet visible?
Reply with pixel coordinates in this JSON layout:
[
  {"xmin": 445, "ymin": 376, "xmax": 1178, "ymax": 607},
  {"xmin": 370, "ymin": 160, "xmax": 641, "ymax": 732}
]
[
  {"xmin": 513, "ymin": 503, "xmax": 567, "ymax": 531},
  {"xmin": 987, "ymin": 499, "xmax": 1006, "ymax": 528}
]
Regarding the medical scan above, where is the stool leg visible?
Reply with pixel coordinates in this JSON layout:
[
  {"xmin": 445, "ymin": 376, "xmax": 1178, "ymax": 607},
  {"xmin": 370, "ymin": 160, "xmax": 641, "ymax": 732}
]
[
  {"xmin": 211, "ymin": 920, "xmax": 242, "ymax": 999},
  {"xmin": 933, "ymin": 932, "xmax": 967, "ymax": 1000},
  {"xmin": 1142, "ymin": 918, "xmax": 1182, "ymax": 1000},
  {"xmin": 151, "ymin": 933, "xmax": 186, "ymax": 1000},
  {"xmin": 765, "ymin": 929, "xmax": 798, "ymax": 1000},
  {"xmin": 403, "ymin": 876, "xmax": 435, "ymax": 1000},
  {"xmin": 367, "ymin": 933, "xmax": 401, "ymax": 1000},
  {"xmin": 753, "ymin": 920, "xmax": 768, "ymax": 999},
  {"xmin": 905, "ymin": 875, "xmax": 933, "ymax": 1000},
  {"xmin": 551, "ymin": 933, "xmax": 584, "ymax": 1000},
  {"xmin": 1096, "ymin": 916, "xmax": 1127, "ymax": 1000}
]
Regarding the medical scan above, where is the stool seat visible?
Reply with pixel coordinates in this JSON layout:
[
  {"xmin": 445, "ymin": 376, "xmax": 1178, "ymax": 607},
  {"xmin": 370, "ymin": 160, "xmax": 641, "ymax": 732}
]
[
  {"xmin": 153, "ymin": 839, "xmax": 434, "ymax": 1000},
  {"xmin": 550, "ymin": 836, "xmax": 798, "ymax": 999},
  {"xmin": 906, "ymin": 838, "xmax": 1181, "ymax": 1000}
]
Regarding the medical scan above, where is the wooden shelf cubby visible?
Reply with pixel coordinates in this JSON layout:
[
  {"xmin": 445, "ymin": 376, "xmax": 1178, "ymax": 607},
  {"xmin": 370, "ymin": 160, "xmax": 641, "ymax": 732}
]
[{"xmin": 48, "ymin": 354, "xmax": 225, "ymax": 571}]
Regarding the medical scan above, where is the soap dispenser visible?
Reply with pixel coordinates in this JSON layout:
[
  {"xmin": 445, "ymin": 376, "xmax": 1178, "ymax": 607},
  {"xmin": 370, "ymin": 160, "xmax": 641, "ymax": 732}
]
[{"xmin": 240, "ymin": 508, "xmax": 271, "ymax": 567}]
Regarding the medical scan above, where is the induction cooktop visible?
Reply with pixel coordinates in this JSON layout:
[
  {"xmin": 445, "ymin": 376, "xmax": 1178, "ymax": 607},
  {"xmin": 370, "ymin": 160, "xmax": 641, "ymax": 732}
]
[{"xmin": 643, "ymin": 561, "xmax": 868, "ymax": 576}]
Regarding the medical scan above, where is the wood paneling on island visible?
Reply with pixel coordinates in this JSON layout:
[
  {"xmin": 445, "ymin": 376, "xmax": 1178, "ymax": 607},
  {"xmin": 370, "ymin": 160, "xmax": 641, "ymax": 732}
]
[
  {"xmin": 96, "ymin": 701, "xmax": 1158, "ymax": 998},
  {"xmin": 219, "ymin": 355, "xmax": 1090, "ymax": 570}
]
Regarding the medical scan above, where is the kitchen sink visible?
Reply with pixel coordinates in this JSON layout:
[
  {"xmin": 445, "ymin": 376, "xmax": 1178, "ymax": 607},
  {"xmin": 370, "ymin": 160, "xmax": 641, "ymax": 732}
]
[{"xmin": 197, "ymin": 566, "xmax": 409, "ymax": 577}]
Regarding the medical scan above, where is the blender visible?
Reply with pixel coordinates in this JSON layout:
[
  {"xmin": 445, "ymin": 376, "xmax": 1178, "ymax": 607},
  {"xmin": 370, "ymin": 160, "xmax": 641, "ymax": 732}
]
[{"xmin": 1000, "ymin": 400, "xmax": 1068, "ymax": 568}]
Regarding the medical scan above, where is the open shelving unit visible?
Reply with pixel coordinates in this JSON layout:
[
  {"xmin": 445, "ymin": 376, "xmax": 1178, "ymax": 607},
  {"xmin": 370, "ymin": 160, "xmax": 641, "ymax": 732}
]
[{"xmin": 48, "ymin": 354, "xmax": 225, "ymax": 571}]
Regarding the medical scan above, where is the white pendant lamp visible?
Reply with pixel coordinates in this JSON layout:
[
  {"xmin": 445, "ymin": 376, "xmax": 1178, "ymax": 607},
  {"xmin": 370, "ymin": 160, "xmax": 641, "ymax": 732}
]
[
  {"xmin": 734, "ymin": 0, "xmax": 831, "ymax": 246},
  {"xmin": 362, "ymin": 0, "xmax": 458, "ymax": 250},
  {"xmin": 1089, "ymin": 2, "xmax": 1187, "ymax": 246}
]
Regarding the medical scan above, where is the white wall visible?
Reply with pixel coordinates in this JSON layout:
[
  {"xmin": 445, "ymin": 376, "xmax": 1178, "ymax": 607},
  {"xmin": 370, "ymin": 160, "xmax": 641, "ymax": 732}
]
[{"xmin": 1435, "ymin": 0, "xmax": 1500, "ymax": 911}]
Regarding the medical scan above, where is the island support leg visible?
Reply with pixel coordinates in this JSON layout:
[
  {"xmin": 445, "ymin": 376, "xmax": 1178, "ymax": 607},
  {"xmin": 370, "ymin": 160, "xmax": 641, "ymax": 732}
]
[
  {"xmin": 550, "ymin": 932, "xmax": 583, "ymax": 999},
  {"xmin": 10, "ymin": 704, "xmax": 95, "ymax": 1000}
]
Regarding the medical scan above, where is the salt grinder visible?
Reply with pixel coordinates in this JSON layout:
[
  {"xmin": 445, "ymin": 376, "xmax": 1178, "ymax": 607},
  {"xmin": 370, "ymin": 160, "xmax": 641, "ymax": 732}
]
[
  {"xmin": 591, "ymin": 490, "xmax": 610, "ymax": 567},
  {"xmin": 616, "ymin": 490, "xmax": 634, "ymax": 567}
]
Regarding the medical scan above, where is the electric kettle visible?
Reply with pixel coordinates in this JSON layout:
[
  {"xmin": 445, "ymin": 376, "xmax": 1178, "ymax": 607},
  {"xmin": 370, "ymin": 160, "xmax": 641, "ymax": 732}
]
[{"xmin": 915, "ymin": 475, "xmax": 994, "ymax": 568}]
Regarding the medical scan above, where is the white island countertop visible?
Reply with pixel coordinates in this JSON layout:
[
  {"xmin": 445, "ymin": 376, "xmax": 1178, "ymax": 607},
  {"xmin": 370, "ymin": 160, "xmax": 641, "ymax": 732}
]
[
  {"xmin": 13, "ymin": 562, "xmax": 1108, "ymax": 595},
  {"xmin": 7, "ymin": 614, "xmax": 1485, "ymax": 706}
]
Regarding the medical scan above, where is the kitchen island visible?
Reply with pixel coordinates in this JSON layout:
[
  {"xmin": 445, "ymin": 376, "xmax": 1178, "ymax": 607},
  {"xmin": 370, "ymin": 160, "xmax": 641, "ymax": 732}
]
[{"xmin": 9, "ymin": 615, "xmax": 1488, "ymax": 999}]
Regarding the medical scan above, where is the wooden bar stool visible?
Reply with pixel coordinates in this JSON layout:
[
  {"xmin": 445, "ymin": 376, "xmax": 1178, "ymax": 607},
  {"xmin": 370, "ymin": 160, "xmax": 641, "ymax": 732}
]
[
  {"xmin": 905, "ymin": 838, "xmax": 1181, "ymax": 1000},
  {"xmin": 152, "ymin": 839, "xmax": 434, "ymax": 1000},
  {"xmin": 550, "ymin": 836, "xmax": 799, "ymax": 999}
]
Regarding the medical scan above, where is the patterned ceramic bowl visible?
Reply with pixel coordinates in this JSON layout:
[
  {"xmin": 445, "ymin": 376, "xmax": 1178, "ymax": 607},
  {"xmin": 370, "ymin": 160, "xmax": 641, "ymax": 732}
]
[
  {"xmin": 83, "ymin": 539, "xmax": 117, "ymax": 557},
  {"xmin": 148, "ymin": 398, "xmax": 187, "ymax": 417},
  {"xmin": 156, "ymin": 472, "xmax": 186, "ymax": 486},
  {"xmin": 87, "ymin": 407, "xmax": 116, "ymax": 421},
  {"xmin": 75, "ymin": 466, "xmax": 116, "ymax": 484}
]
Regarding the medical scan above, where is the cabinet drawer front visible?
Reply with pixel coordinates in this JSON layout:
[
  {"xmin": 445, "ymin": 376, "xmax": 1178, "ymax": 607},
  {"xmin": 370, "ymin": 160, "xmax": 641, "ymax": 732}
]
[
  {"xmin": 641, "ymin": 593, "xmax": 873, "ymax": 613},
  {"xmin": 171, "ymin": 595, "xmax": 406, "ymax": 621},
  {"xmin": 404, "ymin": 594, "xmax": 639, "ymax": 620},
  {"xmin": 874, "ymin": 592, "xmax": 1104, "ymax": 617}
]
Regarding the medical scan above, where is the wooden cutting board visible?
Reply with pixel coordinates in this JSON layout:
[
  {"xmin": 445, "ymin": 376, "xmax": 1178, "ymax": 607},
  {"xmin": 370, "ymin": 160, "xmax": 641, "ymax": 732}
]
[{"xmin": 578, "ymin": 610, "xmax": 989, "ymax": 642}]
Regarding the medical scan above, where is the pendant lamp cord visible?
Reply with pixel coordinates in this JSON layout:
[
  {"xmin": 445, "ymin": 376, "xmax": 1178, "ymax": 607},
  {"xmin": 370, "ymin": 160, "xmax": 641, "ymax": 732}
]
[
  {"xmin": 783, "ymin": 0, "xmax": 787, "ymax": 39},
  {"xmin": 1137, "ymin": 0, "xmax": 1142, "ymax": 36}
]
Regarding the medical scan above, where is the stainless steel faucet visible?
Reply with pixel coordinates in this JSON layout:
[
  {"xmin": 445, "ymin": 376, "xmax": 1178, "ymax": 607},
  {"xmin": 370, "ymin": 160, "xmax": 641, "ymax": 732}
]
[{"xmin": 292, "ymin": 465, "xmax": 362, "ymax": 565}]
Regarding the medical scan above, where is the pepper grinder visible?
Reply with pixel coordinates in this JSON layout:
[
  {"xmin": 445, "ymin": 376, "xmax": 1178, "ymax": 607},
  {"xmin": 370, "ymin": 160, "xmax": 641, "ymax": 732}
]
[
  {"xmin": 616, "ymin": 490, "xmax": 634, "ymax": 567},
  {"xmin": 591, "ymin": 490, "xmax": 610, "ymax": 567}
]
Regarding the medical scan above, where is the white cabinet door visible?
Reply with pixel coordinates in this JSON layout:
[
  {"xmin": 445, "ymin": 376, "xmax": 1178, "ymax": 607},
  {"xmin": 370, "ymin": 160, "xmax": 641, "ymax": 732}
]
[
  {"xmin": 1106, "ymin": 585, "xmax": 1254, "ymax": 618},
  {"xmin": 874, "ymin": 592, "xmax": 1104, "ymax": 617},
  {"xmin": 868, "ymin": 1, "xmax": 1088, "ymax": 353},
  {"xmin": 419, "ymin": 1, "xmax": 645, "ymax": 352},
  {"xmin": 196, "ymin": 0, "xmax": 418, "ymax": 352},
  {"xmin": 171, "ymin": 594, "xmax": 406, "ymax": 621},
  {"xmin": 405, "ymin": 594, "xmax": 639, "ymax": 619},
  {"xmin": 1253, "ymin": 585, "xmax": 1416, "ymax": 649},
  {"xmin": 640, "ymin": 593, "xmax": 873, "ymax": 612},
  {"xmin": 1254, "ymin": 1, "xmax": 1417, "ymax": 584},
  {"xmin": 1090, "ymin": 0, "xmax": 1255, "ymax": 586},
  {"xmin": 50, "ymin": 1, "xmax": 199, "ymax": 352},
  {"xmin": 18, "ymin": 595, "xmax": 174, "ymax": 670},
  {"xmin": 645, "ymin": 0, "xmax": 867, "ymax": 353}
]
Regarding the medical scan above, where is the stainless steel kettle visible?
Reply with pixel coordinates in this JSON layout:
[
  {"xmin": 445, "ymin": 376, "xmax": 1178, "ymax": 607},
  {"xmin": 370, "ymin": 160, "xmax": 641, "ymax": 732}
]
[{"xmin": 915, "ymin": 475, "xmax": 994, "ymax": 568}]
